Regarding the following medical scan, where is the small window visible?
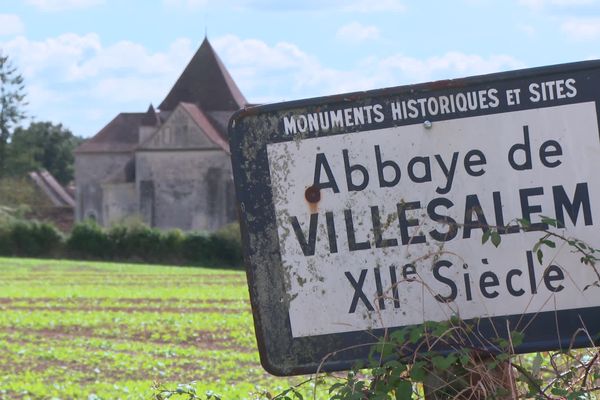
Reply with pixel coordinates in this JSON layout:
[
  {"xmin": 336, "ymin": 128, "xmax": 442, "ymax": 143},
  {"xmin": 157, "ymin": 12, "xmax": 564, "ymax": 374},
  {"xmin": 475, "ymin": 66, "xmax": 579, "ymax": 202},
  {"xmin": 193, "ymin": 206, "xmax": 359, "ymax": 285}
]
[{"xmin": 85, "ymin": 211, "xmax": 97, "ymax": 222}]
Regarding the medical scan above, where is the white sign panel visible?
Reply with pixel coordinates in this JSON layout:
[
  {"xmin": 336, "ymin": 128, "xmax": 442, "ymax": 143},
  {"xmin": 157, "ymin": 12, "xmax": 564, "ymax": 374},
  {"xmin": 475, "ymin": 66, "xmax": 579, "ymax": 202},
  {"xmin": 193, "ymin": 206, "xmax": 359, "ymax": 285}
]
[{"xmin": 267, "ymin": 102, "xmax": 599, "ymax": 338}]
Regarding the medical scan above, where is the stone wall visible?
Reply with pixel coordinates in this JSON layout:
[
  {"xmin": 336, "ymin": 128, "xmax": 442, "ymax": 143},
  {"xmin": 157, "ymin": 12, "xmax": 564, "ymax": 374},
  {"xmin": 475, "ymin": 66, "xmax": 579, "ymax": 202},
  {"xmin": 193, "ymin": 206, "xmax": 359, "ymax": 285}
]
[
  {"xmin": 74, "ymin": 153, "xmax": 132, "ymax": 225},
  {"xmin": 135, "ymin": 150, "xmax": 236, "ymax": 231},
  {"xmin": 101, "ymin": 182, "xmax": 138, "ymax": 225}
]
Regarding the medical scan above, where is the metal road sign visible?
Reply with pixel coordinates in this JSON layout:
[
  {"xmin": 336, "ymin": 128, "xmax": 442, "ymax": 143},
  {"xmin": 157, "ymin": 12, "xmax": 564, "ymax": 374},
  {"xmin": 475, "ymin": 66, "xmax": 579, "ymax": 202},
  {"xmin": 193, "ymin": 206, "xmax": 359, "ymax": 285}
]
[{"xmin": 229, "ymin": 61, "xmax": 600, "ymax": 376}]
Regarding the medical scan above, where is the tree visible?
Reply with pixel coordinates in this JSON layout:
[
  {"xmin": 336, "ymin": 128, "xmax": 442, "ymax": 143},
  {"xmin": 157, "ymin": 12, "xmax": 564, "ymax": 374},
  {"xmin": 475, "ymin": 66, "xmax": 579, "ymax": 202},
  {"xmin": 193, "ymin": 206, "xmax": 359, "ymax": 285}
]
[
  {"xmin": 0, "ymin": 51, "xmax": 26, "ymax": 176},
  {"xmin": 6, "ymin": 121, "xmax": 83, "ymax": 184}
]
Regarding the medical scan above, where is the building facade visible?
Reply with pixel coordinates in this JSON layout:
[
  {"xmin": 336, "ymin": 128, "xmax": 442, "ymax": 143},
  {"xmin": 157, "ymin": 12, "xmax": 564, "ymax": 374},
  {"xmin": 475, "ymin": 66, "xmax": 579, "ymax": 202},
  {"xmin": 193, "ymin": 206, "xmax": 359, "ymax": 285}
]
[{"xmin": 74, "ymin": 38, "xmax": 246, "ymax": 231}]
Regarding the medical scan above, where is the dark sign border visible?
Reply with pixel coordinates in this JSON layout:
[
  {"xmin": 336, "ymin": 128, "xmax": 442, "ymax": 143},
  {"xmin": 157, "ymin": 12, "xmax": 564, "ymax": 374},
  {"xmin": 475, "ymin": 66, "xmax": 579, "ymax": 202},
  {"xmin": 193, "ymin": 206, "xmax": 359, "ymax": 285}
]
[{"xmin": 228, "ymin": 60, "xmax": 600, "ymax": 376}]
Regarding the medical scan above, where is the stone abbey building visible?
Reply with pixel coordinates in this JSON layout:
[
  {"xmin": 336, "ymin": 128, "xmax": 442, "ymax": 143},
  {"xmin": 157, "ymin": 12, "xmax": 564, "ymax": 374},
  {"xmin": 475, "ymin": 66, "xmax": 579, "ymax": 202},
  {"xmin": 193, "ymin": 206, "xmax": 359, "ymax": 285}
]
[{"xmin": 74, "ymin": 38, "xmax": 247, "ymax": 231}]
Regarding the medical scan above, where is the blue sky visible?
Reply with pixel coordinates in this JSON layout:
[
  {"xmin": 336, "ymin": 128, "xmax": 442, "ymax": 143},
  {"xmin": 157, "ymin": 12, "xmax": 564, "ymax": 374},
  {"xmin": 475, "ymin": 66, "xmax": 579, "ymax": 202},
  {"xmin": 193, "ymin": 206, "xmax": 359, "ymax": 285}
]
[{"xmin": 1, "ymin": 0, "xmax": 599, "ymax": 138}]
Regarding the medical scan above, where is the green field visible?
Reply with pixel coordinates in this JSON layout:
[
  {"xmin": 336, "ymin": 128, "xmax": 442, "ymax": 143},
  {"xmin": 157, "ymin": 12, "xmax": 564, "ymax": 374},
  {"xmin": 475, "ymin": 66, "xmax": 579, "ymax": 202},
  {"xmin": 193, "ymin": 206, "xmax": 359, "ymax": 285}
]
[{"xmin": 0, "ymin": 258, "xmax": 313, "ymax": 399}]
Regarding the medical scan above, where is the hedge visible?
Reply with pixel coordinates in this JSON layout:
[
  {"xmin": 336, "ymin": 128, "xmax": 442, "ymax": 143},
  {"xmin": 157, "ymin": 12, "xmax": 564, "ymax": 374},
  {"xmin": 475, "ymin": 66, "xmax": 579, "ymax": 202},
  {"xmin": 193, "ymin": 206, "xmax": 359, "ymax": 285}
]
[{"xmin": 0, "ymin": 219, "xmax": 243, "ymax": 268}]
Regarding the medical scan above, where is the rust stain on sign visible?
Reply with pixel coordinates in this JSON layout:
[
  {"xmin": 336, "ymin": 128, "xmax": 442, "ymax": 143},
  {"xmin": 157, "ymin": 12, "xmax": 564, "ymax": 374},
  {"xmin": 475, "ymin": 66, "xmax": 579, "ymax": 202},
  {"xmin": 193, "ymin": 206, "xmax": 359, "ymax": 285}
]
[{"xmin": 304, "ymin": 185, "xmax": 321, "ymax": 213}]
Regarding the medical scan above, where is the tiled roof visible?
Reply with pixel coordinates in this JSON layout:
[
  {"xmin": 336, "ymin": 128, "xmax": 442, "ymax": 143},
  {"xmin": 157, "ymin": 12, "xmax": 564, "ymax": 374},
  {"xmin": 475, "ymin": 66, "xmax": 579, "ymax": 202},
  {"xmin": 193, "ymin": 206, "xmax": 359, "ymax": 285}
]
[
  {"xmin": 159, "ymin": 38, "xmax": 247, "ymax": 112},
  {"xmin": 28, "ymin": 170, "xmax": 75, "ymax": 207},
  {"xmin": 77, "ymin": 38, "xmax": 244, "ymax": 156},
  {"xmin": 75, "ymin": 113, "xmax": 144, "ymax": 154},
  {"xmin": 206, "ymin": 110, "xmax": 235, "ymax": 139}
]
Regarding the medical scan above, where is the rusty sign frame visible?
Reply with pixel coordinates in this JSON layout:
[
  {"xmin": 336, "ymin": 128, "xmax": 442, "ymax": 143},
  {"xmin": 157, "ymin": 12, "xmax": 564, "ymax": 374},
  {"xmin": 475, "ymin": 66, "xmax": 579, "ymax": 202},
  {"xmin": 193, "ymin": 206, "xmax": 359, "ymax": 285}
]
[{"xmin": 228, "ymin": 60, "xmax": 600, "ymax": 376}]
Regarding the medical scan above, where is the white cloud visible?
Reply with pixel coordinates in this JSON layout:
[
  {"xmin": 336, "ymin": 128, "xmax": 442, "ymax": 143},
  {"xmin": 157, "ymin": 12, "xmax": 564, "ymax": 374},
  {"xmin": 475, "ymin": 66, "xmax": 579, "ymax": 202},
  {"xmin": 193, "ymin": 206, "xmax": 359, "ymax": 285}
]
[
  {"xmin": 561, "ymin": 17, "xmax": 600, "ymax": 39},
  {"xmin": 0, "ymin": 32, "xmax": 525, "ymax": 136},
  {"xmin": 1, "ymin": 34, "xmax": 193, "ymax": 85},
  {"xmin": 3, "ymin": 33, "xmax": 102, "ymax": 79},
  {"xmin": 212, "ymin": 34, "xmax": 375, "ymax": 102},
  {"xmin": 25, "ymin": 0, "xmax": 104, "ymax": 12},
  {"xmin": 373, "ymin": 52, "xmax": 525, "ymax": 84},
  {"xmin": 0, "ymin": 33, "xmax": 196, "ymax": 136},
  {"xmin": 336, "ymin": 22, "xmax": 380, "ymax": 42},
  {"xmin": 213, "ymin": 34, "xmax": 524, "ymax": 104},
  {"xmin": 0, "ymin": 14, "xmax": 24, "ymax": 36}
]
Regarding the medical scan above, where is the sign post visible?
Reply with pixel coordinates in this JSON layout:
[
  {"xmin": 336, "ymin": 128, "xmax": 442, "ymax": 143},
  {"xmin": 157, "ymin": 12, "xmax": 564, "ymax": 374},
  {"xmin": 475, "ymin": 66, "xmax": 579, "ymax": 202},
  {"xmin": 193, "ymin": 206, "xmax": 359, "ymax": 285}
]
[{"xmin": 229, "ymin": 61, "xmax": 600, "ymax": 377}]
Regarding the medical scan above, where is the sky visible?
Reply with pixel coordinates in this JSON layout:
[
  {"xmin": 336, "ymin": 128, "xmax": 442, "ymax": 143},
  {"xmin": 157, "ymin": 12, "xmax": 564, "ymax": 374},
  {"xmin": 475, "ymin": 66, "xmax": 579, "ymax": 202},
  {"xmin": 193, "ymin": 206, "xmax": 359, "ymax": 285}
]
[{"xmin": 1, "ymin": 0, "xmax": 600, "ymax": 138}]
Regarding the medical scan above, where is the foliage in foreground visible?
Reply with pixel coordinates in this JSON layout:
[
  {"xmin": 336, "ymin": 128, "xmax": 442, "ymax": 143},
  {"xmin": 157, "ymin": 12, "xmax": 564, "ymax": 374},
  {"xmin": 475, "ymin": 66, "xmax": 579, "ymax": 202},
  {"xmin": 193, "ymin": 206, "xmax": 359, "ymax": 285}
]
[
  {"xmin": 152, "ymin": 216, "xmax": 600, "ymax": 399},
  {"xmin": 152, "ymin": 320, "xmax": 600, "ymax": 399}
]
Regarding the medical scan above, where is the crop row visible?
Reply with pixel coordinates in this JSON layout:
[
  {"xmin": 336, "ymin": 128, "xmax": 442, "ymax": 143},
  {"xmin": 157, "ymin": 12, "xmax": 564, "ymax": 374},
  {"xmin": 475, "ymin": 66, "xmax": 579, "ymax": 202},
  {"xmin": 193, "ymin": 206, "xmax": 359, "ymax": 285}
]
[{"xmin": 0, "ymin": 258, "xmax": 315, "ymax": 399}]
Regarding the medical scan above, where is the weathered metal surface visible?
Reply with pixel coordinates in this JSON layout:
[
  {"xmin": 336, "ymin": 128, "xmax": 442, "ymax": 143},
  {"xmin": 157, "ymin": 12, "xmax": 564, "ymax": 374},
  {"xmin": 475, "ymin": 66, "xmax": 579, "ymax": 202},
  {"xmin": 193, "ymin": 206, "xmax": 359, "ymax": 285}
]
[{"xmin": 229, "ymin": 61, "xmax": 600, "ymax": 376}]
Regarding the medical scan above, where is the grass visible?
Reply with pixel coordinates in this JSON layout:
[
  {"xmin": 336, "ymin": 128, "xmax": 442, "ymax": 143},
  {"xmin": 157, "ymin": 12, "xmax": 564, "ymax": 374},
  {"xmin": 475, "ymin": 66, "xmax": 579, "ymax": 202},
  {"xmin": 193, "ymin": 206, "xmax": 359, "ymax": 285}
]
[{"xmin": 0, "ymin": 258, "xmax": 316, "ymax": 399}]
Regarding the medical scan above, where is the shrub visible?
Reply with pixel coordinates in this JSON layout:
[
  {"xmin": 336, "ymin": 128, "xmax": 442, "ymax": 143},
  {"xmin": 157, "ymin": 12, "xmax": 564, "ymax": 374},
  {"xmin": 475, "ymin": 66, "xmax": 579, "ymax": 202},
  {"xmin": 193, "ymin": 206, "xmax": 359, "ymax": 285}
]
[
  {"xmin": 8, "ymin": 220, "xmax": 64, "ymax": 257},
  {"xmin": 0, "ymin": 216, "xmax": 242, "ymax": 268},
  {"xmin": 107, "ymin": 224, "xmax": 185, "ymax": 263},
  {"xmin": 107, "ymin": 224, "xmax": 131, "ymax": 259},
  {"xmin": 179, "ymin": 226, "xmax": 243, "ymax": 267},
  {"xmin": 66, "ymin": 220, "xmax": 112, "ymax": 259},
  {"xmin": 0, "ymin": 224, "xmax": 12, "ymax": 256},
  {"xmin": 181, "ymin": 231, "xmax": 211, "ymax": 264},
  {"xmin": 125, "ymin": 225, "xmax": 163, "ymax": 261},
  {"xmin": 212, "ymin": 223, "xmax": 243, "ymax": 267},
  {"xmin": 160, "ymin": 229, "xmax": 186, "ymax": 263}
]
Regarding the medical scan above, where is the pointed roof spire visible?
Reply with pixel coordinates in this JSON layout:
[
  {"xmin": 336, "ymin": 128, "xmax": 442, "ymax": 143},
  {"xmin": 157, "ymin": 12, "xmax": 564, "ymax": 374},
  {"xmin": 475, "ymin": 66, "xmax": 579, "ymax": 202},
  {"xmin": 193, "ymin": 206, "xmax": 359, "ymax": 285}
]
[
  {"xmin": 158, "ymin": 38, "xmax": 247, "ymax": 112},
  {"xmin": 141, "ymin": 104, "xmax": 159, "ymax": 126}
]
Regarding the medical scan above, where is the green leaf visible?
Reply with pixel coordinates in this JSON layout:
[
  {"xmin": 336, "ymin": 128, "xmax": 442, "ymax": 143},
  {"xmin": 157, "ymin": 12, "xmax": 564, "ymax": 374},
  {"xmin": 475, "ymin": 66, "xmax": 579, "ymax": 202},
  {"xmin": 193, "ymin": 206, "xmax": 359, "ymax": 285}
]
[
  {"xmin": 540, "ymin": 215, "xmax": 558, "ymax": 227},
  {"xmin": 517, "ymin": 218, "xmax": 530, "ymax": 228},
  {"xmin": 394, "ymin": 381, "xmax": 412, "ymax": 400},
  {"xmin": 410, "ymin": 361, "xmax": 427, "ymax": 381},
  {"xmin": 542, "ymin": 239, "xmax": 556, "ymax": 248},
  {"xmin": 328, "ymin": 383, "xmax": 345, "ymax": 394},
  {"xmin": 511, "ymin": 331, "xmax": 524, "ymax": 346},
  {"xmin": 409, "ymin": 327, "xmax": 422, "ymax": 344},
  {"xmin": 431, "ymin": 354, "xmax": 457, "ymax": 370},
  {"xmin": 536, "ymin": 248, "xmax": 543, "ymax": 264},
  {"xmin": 491, "ymin": 230, "xmax": 501, "ymax": 247},
  {"xmin": 482, "ymin": 229, "xmax": 491, "ymax": 244},
  {"xmin": 390, "ymin": 328, "xmax": 408, "ymax": 344}
]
